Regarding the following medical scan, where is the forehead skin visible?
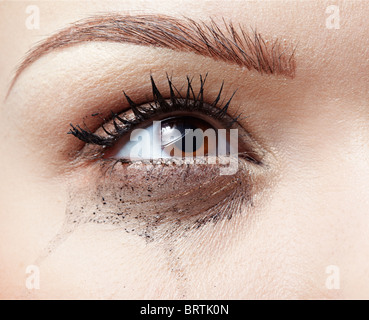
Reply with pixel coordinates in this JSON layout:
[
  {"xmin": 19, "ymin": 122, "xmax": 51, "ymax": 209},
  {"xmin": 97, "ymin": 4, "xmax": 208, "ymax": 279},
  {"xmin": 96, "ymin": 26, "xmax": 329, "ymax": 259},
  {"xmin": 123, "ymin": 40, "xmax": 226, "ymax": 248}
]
[{"xmin": 0, "ymin": 0, "xmax": 369, "ymax": 299}]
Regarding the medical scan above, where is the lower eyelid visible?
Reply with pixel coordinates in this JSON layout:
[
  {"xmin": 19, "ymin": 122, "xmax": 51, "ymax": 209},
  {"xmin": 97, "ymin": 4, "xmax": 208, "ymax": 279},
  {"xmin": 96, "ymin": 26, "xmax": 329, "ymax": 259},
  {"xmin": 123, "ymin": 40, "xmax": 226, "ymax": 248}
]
[{"xmin": 66, "ymin": 156, "xmax": 265, "ymax": 240}]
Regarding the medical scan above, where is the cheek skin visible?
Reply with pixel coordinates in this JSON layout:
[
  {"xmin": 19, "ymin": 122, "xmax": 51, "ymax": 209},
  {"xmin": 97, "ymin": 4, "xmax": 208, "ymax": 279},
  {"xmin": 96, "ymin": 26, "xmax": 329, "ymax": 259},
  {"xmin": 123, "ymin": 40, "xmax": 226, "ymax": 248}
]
[{"xmin": 31, "ymin": 157, "xmax": 274, "ymax": 299}]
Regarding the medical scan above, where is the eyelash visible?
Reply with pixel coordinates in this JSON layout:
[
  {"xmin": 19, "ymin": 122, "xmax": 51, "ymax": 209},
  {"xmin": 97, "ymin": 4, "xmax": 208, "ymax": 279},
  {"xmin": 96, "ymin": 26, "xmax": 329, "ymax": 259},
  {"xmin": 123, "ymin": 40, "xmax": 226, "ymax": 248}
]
[{"xmin": 68, "ymin": 74, "xmax": 239, "ymax": 151}]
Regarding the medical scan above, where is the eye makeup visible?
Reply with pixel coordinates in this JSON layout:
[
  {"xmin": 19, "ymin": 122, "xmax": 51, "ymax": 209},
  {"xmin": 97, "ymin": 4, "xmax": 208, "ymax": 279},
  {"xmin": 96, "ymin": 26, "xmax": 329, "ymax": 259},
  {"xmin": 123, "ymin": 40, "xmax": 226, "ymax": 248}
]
[
  {"xmin": 63, "ymin": 74, "xmax": 269, "ymax": 243},
  {"xmin": 69, "ymin": 75, "xmax": 237, "ymax": 151}
]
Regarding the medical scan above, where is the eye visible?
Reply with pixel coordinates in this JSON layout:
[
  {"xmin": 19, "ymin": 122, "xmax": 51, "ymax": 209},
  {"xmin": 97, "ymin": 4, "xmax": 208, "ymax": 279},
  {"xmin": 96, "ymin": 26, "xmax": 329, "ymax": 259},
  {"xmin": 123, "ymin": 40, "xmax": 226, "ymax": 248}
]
[
  {"xmin": 111, "ymin": 116, "xmax": 213, "ymax": 160},
  {"xmin": 108, "ymin": 114, "xmax": 238, "ymax": 161},
  {"xmin": 70, "ymin": 75, "xmax": 257, "ymax": 164},
  {"xmin": 67, "ymin": 75, "xmax": 267, "ymax": 239}
]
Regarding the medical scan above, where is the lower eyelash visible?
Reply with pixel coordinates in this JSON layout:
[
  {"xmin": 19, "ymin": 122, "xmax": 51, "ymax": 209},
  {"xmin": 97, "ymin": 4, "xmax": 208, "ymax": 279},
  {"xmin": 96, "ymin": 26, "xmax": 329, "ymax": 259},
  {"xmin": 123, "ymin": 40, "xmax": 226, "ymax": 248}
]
[
  {"xmin": 65, "ymin": 155, "xmax": 260, "ymax": 242},
  {"xmin": 68, "ymin": 74, "xmax": 239, "ymax": 148}
]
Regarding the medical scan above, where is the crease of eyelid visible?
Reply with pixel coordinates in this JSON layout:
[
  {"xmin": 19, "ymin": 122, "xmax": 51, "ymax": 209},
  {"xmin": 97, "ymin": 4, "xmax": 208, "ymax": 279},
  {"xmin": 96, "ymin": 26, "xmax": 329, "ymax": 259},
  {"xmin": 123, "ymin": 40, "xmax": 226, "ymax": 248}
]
[{"xmin": 6, "ymin": 13, "xmax": 297, "ymax": 99}]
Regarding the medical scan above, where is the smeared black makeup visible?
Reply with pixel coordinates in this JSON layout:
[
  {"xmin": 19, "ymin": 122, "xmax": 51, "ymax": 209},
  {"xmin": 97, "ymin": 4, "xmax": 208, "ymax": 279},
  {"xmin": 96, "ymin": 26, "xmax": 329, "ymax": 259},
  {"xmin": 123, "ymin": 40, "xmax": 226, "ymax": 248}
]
[{"xmin": 67, "ymin": 159, "xmax": 262, "ymax": 236}]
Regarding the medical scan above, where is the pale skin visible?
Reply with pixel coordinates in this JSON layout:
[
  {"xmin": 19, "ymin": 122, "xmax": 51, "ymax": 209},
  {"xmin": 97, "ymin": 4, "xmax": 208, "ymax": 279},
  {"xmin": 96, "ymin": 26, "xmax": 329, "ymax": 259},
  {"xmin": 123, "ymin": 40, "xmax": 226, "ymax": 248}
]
[{"xmin": 1, "ymin": 0, "xmax": 369, "ymax": 299}]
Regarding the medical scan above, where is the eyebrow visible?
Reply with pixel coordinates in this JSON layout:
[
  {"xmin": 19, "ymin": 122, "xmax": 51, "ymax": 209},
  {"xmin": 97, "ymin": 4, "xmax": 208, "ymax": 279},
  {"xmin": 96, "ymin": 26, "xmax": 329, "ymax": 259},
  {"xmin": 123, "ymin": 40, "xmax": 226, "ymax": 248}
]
[{"xmin": 9, "ymin": 14, "xmax": 296, "ymax": 93}]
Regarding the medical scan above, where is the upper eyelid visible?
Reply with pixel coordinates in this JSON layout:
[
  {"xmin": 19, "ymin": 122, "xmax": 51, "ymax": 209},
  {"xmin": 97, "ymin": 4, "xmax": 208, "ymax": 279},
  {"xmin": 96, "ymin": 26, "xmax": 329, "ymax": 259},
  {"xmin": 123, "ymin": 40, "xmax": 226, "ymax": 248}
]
[
  {"xmin": 7, "ymin": 13, "xmax": 296, "ymax": 99},
  {"xmin": 69, "ymin": 76, "xmax": 267, "ymax": 167},
  {"xmin": 68, "ymin": 75, "xmax": 240, "ymax": 148}
]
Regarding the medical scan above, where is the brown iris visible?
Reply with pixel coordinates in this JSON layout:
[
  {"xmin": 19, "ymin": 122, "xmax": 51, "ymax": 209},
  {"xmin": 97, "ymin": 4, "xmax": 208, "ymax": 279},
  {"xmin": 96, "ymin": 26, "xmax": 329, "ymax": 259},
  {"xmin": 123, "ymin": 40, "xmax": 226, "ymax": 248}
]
[{"xmin": 160, "ymin": 116, "xmax": 217, "ymax": 158}]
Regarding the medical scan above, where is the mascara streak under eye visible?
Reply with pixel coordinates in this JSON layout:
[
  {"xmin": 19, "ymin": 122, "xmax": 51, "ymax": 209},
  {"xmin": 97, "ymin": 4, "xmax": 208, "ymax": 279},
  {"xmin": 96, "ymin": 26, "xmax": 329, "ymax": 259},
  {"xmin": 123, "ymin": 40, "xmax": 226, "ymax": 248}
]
[
  {"xmin": 64, "ymin": 159, "xmax": 254, "ymax": 299},
  {"xmin": 66, "ymin": 159, "xmax": 257, "ymax": 240}
]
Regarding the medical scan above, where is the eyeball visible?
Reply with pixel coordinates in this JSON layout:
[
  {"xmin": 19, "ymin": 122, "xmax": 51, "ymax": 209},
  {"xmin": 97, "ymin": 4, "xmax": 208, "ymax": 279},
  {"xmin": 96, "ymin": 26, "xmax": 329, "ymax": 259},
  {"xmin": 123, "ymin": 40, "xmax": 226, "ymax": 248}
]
[{"xmin": 112, "ymin": 116, "xmax": 235, "ymax": 161}]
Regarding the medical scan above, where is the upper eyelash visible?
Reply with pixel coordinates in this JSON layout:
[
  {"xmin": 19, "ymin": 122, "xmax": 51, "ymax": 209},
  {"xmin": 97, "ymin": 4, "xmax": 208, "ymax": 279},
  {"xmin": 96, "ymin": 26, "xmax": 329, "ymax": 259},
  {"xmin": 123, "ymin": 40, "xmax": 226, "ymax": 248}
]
[{"xmin": 68, "ymin": 74, "xmax": 239, "ymax": 148}]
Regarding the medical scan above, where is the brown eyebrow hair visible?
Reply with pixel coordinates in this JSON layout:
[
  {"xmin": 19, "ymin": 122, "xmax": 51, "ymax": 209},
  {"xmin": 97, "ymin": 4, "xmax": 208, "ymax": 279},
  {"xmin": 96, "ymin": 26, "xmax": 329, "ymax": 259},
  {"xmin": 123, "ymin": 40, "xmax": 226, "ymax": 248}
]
[{"xmin": 9, "ymin": 14, "xmax": 296, "ymax": 93}]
